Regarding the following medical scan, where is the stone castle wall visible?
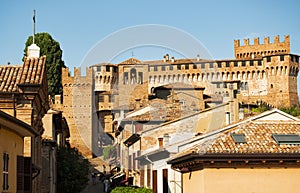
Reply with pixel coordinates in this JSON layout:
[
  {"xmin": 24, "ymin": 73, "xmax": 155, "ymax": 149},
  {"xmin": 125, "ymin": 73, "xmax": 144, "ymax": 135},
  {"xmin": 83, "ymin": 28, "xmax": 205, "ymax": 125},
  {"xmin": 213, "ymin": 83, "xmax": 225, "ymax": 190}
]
[
  {"xmin": 234, "ymin": 35, "xmax": 290, "ymax": 59},
  {"xmin": 61, "ymin": 67, "xmax": 95, "ymax": 157},
  {"xmin": 61, "ymin": 36, "xmax": 299, "ymax": 157}
]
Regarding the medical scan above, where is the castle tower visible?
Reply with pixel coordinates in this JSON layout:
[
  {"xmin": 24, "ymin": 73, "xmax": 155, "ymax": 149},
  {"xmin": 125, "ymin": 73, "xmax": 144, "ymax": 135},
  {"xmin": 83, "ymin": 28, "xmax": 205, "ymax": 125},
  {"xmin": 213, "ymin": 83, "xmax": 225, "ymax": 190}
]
[
  {"xmin": 61, "ymin": 67, "xmax": 95, "ymax": 157},
  {"xmin": 233, "ymin": 35, "xmax": 298, "ymax": 107},
  {"xmin": 92, "ymin": 63, "xmax": 119, "ymax": 150},
  {"xmin": 234, "ymin": 35, "xmax": 290, "ymax": 59}
]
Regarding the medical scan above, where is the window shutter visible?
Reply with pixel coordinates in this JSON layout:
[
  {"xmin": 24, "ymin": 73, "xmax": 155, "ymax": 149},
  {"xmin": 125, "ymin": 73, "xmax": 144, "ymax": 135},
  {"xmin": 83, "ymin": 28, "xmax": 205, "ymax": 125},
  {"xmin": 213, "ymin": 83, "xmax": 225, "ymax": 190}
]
[
  {"xmin": 24, "ymin": 157, "xmax": 32, "ymax": 193},
  {"xmin": 17, "ymin": 156, "xmax": 24, "ymax": 193}
]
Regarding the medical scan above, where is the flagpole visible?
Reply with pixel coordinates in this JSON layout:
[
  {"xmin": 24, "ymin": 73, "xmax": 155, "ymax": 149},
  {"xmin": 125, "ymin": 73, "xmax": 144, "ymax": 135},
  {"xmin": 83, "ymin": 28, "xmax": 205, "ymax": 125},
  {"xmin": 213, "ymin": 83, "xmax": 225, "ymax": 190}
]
[{"xmin": 33, "ymin": 10, "xmax": 36, "ymax": 44}]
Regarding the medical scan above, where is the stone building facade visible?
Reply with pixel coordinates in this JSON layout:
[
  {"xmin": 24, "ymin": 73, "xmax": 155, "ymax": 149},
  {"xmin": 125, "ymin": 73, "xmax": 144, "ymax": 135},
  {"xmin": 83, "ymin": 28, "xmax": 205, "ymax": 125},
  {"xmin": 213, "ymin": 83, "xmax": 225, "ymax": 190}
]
[
  {"xmin": 61, "ymin": 35, "xmax": 299, "ymax": 157},
  {"xmin": 61, "ymin": 67, "xmax": 97, "ymax": 157},
  {"xmin": 0, "ymin": 50, "xmax": 49, "ymax": 193}
]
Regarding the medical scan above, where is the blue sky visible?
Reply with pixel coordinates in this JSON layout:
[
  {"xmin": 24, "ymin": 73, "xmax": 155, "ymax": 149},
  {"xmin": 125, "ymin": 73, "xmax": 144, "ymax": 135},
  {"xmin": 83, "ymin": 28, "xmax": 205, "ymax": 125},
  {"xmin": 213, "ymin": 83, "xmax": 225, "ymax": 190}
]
[{"xmin": 0, "ymin": 0, "xmax": 299, "ymax": 68}]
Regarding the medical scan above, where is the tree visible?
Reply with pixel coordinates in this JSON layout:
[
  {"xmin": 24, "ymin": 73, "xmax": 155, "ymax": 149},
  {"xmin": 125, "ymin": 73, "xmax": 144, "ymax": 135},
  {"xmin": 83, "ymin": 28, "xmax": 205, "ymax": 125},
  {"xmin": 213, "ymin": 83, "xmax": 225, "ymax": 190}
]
[
  {"xmin": 23, "ymin": 32, "xmax": 66, "ymax": 98},
  {"xmin": 57, "ymin": 147, "xmax": 90, "ymax": 193}
]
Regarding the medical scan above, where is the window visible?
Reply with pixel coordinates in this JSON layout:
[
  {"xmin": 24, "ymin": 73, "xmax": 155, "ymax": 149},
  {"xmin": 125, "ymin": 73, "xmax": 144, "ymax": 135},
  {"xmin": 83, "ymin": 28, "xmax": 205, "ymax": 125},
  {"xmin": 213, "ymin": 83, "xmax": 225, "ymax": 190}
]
[
  {"xmin": 193, "ymin": 64, "xmax": 197, "ymax": 69},
  {"xmin": 17, "ymin": 156, "xmax": 32, "ymax": 193},
  {"xmin": 217, "ymin": 62, "xmax": 222, "ymax": 68},
  {"xmin": 250, "ymin": 61, "xmax": 254, "ymax": 66},
  {"xmin": 130, "ymin": 69, "xmax": 137, "ymax": 84},
  {"xmin": 138, "ymin": 72, "xmax": 143, "ymax": 84},
  {"xmin": 226, "ymin": 62, "xmax": 230, "ymax": 67},
  {"xmin": 109, "ymin": 95, "xmax": 114, "ymax": 103},
  {"xmin": 201, "ymin": 63, "xmax": 205, "ymax": 69},
  {"xmin": 154, "ymin": 66, "xmax": 158, "ymax": 71},
  {"xmin": 177, "ymin": 65, "xmax": 181, "ymax": 70},
  {"xmin": 240, "ymin": 82, "xmax": 248, "ymax": 91},
  {"xmin": 296, "ymin": 56, "xmax": 299, "ymax": 63},
  {"xmin": 209, "ymin": 63, "xmax": 214, "ymax": 68},
  {"xmin": 234, "ymin": 62, "xmax": 238, "ymax": 67},
  {"xmin": 163, "ymin": 169, "xmax": 168, "ymax": 193},
  {"xmin": 169, "ymin": 65, "xmax": 173, "ymax": 70},
  {"xmin": 3, "ymin": 153, "xmax": 9, "ymax": 191},
  {"xmin": 185, "ymin": 64, "xmax": 189, "ymax": 70},
  {"xmin": 123, "ymin": 72, "xmax": 128, "ymax": 84},
  {"xmin": 97, "ymin": 66, "xmax": 101, "ymax": 71},
  {"xmin": 257, "ymin": 60, "xmax": 262, "ymax": 66},
  {"xmin": 280, "ymin": 55, "xmax": 284, "ymax": 61},
  {"xmin": 272, "ymin": 134, "xmax": 300, "ymax": 144},
  {"xmin": 99, "ymin": 95, "xmax": 104, "ymax": 102},
  {"xmin": 266, "ymin": 56, "xmax": 271, "ymax": 62},
  {"xmin": 161, "ymin": 66, "xmax": 165, "ymax": 71},
  {"xmin": 113, "ymin": 67, "xmax": 117, "ymax": 73},
  {"xmin": 106, "ymin": 66, "xmax": 110, "ymax": 72},
  {"xmin": 152, "ymin": 170, "xmax": 158, "ymax": 193},
  {"xmin": 242, "ymin": 61, "xmax": 246, "ymax": 67},
  {"xmin": 231, "ymin": 133, "xmax": 247, "ymax": 143}
]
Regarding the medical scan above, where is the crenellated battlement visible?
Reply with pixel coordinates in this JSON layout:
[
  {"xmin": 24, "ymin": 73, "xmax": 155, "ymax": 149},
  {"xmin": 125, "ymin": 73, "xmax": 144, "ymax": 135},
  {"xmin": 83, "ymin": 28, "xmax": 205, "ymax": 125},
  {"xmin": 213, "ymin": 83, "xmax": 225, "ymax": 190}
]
[
  {"xmin": 62, "ymin": 67, "xmax": 93, "ymax": 85},
  {"xmin": 234, "ymin": 35, "xmax": 290, "ymax": 59}
]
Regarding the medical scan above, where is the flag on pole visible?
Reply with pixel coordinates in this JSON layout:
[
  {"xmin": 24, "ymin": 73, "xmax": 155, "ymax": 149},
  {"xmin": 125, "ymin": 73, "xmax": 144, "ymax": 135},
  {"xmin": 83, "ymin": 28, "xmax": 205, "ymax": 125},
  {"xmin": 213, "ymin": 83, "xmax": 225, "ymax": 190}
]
[{"xmin": 33, "ymin": 10, "xmax": 36, "ymax": 23}]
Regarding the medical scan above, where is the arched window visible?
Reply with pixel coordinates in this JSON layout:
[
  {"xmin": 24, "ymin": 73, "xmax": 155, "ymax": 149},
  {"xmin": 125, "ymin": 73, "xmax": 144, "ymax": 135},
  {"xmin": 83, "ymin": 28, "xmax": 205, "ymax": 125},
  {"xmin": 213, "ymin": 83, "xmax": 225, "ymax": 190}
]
[{"xmin": 130, "ymin": 68, "xmax": 137, "ymax": 84}]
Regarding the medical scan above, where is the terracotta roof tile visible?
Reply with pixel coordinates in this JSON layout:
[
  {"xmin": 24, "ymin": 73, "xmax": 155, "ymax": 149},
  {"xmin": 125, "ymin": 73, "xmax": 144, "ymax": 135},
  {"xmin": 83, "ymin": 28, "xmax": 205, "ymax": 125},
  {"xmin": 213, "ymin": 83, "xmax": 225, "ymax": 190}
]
[
  {"xmin": 0, "ymin": 56, "xmax": 46, "ymax": 93},
  {"xmin": 0, "ymin": 66, "xmax": 22, "ymax": 92},
  {"xmin": 176, "ymin": 121, "xmax": 300, "ymax": 159}
]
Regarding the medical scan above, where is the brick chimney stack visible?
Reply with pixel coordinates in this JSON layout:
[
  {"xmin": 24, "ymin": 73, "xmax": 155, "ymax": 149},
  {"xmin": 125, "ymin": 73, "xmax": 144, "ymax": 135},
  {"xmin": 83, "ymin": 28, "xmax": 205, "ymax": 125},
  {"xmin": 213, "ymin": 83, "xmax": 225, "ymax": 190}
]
[{"xmin": 158, "ymin": 137, "xmax": 163, "ymax": 148}]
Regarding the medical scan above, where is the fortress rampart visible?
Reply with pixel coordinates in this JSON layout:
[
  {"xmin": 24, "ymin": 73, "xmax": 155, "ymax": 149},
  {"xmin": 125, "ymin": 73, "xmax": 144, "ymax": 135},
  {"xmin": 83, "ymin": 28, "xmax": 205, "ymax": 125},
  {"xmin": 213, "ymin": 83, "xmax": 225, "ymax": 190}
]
[{"xmin": 234, "ymin": 35, "xmax": 290, "ymax": 59}]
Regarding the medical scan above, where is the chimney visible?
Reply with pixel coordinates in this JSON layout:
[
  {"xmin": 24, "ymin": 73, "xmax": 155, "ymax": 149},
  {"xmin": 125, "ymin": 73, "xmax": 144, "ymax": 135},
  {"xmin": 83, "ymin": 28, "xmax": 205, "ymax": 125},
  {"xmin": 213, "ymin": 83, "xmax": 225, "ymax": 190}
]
[
  {"xmin": 163, "ymin": 54, "xmax": 167, "ymax": 62},
  {"xmin": 225, "ymin": 112, "xmax": 230, "ymax": 125},
  {"xmin": 163, "ymin": 133, "xmax": 170, "ymax": 146},
  {"xmin": 27, "ymin": 43, "xmax": 40, "ymax": 58},
  {"xmin": 239, "ymin": 108, "xmax": 244, "ymax": 120},
  {"xmin": 165, "ymin": 54, "xmax": 169, "ymax": 61},
  {"xmin": 158, "ymin": 137, "xmax": 163, "ymax": 148},
  {"xmin": 196, "ymin": 54, "xmax": 200, "ymax": 61},
  {"xmin": 171, "ymin": 56, "xmax": 175, "ymax": 62}
]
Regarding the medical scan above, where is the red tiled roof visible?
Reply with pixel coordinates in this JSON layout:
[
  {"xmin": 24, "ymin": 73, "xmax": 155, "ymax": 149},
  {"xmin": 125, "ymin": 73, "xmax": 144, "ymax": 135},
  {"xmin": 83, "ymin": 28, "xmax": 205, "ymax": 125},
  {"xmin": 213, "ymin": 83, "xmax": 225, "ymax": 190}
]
[
  {"xmin": 205, "ymin": 121, "xmax": 300, "ymax": 154},
  {"xmin": 170, "ymin": 121, "xmax": 300, "ymax": 161},
  {"xmin": 119, "ymin": 58, "xmax": 142, "ymax": 65},
  {"xmin": 0, "ymin": 56, "xmax": 46, "ymax": 93}
]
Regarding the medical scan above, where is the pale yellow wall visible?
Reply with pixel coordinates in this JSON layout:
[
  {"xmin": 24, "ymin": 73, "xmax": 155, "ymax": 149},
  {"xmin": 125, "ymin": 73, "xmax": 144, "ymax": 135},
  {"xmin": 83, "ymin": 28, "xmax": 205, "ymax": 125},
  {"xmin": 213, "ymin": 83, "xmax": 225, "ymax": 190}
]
[
  {"xmin": 42, "ymin": 113, "xmax": 54, "ymax": 139},
  {"xmin": 183, "ymin": 167, "xmax": 300, "ymax": 193},
  {"xmin": 0, "ymin": 126, "xmax": 24, "ymax": 193}
]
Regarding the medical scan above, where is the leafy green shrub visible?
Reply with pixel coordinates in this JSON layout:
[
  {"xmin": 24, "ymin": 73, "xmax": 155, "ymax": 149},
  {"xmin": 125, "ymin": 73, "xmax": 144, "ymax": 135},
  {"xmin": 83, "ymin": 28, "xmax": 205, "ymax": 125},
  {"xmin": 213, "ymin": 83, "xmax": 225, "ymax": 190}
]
[
  {"xmin": 252, "ymin": 105, "xmax": 268, "ymax": 113},
  {"xmin": 280, "ymin": 106, "xmax": 300, "ymax": 117},
  {"xmin": 111, "ymin": 187, "xmax": 152, "ymax": 193}
]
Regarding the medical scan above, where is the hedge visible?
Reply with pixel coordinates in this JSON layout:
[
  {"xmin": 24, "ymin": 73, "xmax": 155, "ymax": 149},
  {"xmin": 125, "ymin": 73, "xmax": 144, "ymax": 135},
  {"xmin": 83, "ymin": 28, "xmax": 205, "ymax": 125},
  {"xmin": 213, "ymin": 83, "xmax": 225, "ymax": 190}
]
[{"xmin": 110, "ymin": 187, "xmax": 152, "ymax": 193}]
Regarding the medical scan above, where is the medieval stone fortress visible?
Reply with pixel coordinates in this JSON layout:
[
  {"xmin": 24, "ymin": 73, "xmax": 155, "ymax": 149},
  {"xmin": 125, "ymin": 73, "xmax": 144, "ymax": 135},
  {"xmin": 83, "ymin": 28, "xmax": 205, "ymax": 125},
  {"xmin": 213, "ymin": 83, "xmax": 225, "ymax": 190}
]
[{"xmin": 58, "ymin": 35, "xmax": 299, "ymax": 157}]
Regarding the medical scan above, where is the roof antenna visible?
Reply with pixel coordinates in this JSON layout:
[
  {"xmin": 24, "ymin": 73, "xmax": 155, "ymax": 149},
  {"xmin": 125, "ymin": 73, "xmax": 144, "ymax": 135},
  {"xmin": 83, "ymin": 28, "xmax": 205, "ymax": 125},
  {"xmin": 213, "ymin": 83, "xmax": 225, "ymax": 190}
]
[{"xmin": 33, "ymin": 10, "xmax": 36, "ymax": 44}]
